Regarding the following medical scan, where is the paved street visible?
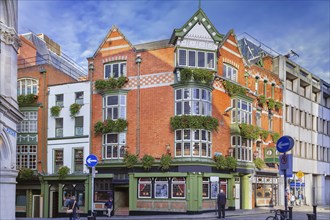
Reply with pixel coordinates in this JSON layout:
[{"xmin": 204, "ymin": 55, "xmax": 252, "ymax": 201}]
[{"xmin": 17, "ymin": 205, "xmax": 330, "ymax": 220}]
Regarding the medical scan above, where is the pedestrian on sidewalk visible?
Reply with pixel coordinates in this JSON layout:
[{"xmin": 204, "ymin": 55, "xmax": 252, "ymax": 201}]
[
  {"xmin": 290, "ymin": 194, "xmax": 295, "ymax": 206},
  {"xmin": 217, "ymin": 189, "xmax": 226, "ymax": 218},
  {"xmin": 67, "ymin": 195, "xmax": 79, "ymax": 220},
  {"xmin": 298, "ymin": 192, "xmax": 304, "ymax": 206},
  {"xmin": 105, "ymin": 197, "xmax": 113, "ymax": 218}
]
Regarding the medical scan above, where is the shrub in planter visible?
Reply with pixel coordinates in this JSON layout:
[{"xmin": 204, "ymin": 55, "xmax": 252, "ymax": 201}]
[
  {"xmin": 222, "ymin": 81, "xmax": 246, "ymax": 96},
  {"xmin": 70, "ymin": 103, "xmax": 82, "ymax": 117},
  {"xmin": 258, "ymin": 95, "xmax": 266, "ymax": 107},
  {"xmin": 58, "ymin": 166, "xmax": 70, "ymax": 179},
  {"xmin": 123, "ymin": 153, "xmax": 138, "ymax": 169},
  {"xmin": 271, "ymin": 132, "xmax": 280, "ymax": 143},
  {"xmin": 240, "ymin": 123, "xmax": 260, "ymax": 140},
  {"xmin": 214, "ymin": 155, "xmax": 227, "ymax": 170},
  {"xmin": 18, "ymin": 168, "xmax": 35, "ymax": 180},
  {"xmin": 226, "ymin": 156, "xmax": 237, "ymax": 170},
  {"xmin": 253, "ymin": 158, "xmax": 265, "ymax": 170},
  {"xmin": 95, "ymin": 77, "xmax": 128, "ymax": 92},
  {"xmin": 50, "ymin": 106, "xmax": 62, "ymax": 117},
  {"xmin": 95, "ymin": 80, "xmax": 108, "ymax": 91},
  {"xmin": 170, "ymin": 115, "xmax": 218, "ymax": 131},
  {"xmin": 275, "ymin": 101, "xmax": 283, "ymax": 111},
  {"xmin": 180, "ymin": 68, "xmax": 193, "ymax": 81},
  {"xmin": 141, "ymin": 154, "xmax": 155, "ymax": 171},
  {"xmin": 267, "ymin": 98, "xmax": 275, "ymax": 110},
  {"xmin": 259, "ymin": 129, "xmax": 269, "ymax": 141},
  {"xmin": 18, "ymin": 94, "xmax": 38, "ymax": 106},
  {"xmin": 94, "ymin": 119, "xmax": 128, "ymax": 134},
  {"xmin": 159, "ymin": 154, "xmax": 172, "ymax": 171}
]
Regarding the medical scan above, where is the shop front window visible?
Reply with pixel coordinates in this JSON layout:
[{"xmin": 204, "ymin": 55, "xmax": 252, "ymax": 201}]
[
  {"xmin": 94, "ymin": 179, "xmax": 112, "ymax": 202},
  {"xmin": 138, "ymin": 177, "xmax": 152, "ymax": 198}
]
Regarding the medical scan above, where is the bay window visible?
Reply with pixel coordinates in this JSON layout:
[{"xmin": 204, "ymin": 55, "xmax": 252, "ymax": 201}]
[
  {"xmin": 103, "ymin": 133, "xmax": 126, "ymax": 159},
  {"xmin": 231, "ymin": 98, "xmax": 252, "ymax": 124},
  {"xmin": 103, "ymin": 95, "xmax": 126, "ymax": 120},
  {"xmin": 17, "ymin": 78, "xmax": 38, "ymax": 95},
  {"xmin": 178, "ymin": 49, "xmax": 215, "ymax": 69},
  {"xmin": 104, "ymin": 62, "xmax": 127, "ymax": 79},
  {"xmin": 231, "ymin": 135, "xmax": 252, "ymax": 162},
  {"xmin": 17, "ymin": 111, "xmax": 38, "ymax": 133},
  {"xmin": 16, "ymin": 145, "xmax": 37, "ymax": 169}
]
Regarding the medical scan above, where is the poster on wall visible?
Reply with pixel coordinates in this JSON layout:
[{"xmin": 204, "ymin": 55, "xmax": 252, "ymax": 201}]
[
  {"xmin": 211, "ymin": 181, "xmax": 219, "ymax": 198},
  {"xmin": 155, "ymin": 183, "xmax": 168, "ymax": 198}
]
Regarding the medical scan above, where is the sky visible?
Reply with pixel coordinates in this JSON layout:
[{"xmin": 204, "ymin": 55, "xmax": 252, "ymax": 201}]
[{"xmin": 18, "ymin": 0, "xmax": 330, "ymax": 82}]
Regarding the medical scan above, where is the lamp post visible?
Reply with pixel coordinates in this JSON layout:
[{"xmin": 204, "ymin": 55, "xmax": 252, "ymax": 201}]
[
  {"xmin": 135, "ymin": 55, "xmax": 142, "ymax": 156},
  {"xmin": 88, "ymin": 62, "xmax": 94, "ymax": 214}
]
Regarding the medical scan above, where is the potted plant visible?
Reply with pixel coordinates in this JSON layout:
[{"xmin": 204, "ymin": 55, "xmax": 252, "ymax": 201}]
[
  {"xmin": 70, "ymin": 103, "xmax": 82, "ymax": 117},
  {"xmin": 58, "ymin": 166, "xmax": 70, "ymax": 179},
  {"xmin": 50, "ymin": 106, "xmax": 62, "ymax": 117},
  {"xmin": 258, "ymin": 95, "xmax": 266, "ymax": 107},
  {"xmin": 141, "ymin": 154, "xmax": 155, "ymax": 171},
  {"xmin": 123, "ymin": 153, "xmax": 138, "ymax": 169},
  {"xmin": 253, "ymin": 158, "xmax": 265, "ymax": 170},
  {"xmin": 159, "ymin": 154, "xmax": 172, "ymax": 171}
]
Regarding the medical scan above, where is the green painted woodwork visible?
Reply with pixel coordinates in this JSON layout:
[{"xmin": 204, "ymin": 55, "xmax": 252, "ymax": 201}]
[
  {"xmin": 129, "ymin": 174, "xmax": 138, "ymax": 210},
  {"xmin": 241, "ymin": 175, "xmax": 251, "ymax": 209},
  {"xmin": 227, "ymin": 177, "xmax": 235, "ymax": 208},
  {"xmin": 17, "ymin": 133, "xmax": 38, "ymax": 145},
  {"xmin": 133, "ymin": 172, "xmax": 188, "ymax": 178}
]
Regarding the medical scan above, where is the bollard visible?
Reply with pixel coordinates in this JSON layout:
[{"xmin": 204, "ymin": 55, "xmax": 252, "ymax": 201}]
[
  {"xmin": 313, "ymin": 205, "xmax": 317, "ymax": 220},
  {"xmin": 288, "ymin": 206, "xmax": 293, "ymax": 220},
  {"xmin": 306, "ymin": 213, "xmax": 316, "ymax": 220}
]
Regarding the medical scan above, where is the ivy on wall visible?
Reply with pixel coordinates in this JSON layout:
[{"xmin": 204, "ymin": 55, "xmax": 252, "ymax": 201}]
[
  {"xmin": 170, "ymin": 115, "xmax": 219, "ymax": 131},
  {"xmin": 222, "ymin": 80, "xmax": 246, "ymax": 96},
  {"xmin": 214, "ymin": 155, "xmax": 237, "ymax": 170}
]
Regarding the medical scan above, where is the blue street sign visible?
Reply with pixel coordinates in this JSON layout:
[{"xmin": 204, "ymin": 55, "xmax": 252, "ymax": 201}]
[
  {"xmin": 276, "ymin": 136, "xmax": 294, "ymax": 153},
  {"xmin": 290, "ymin": 182, "xmax": 305, "ymax": 187},
  {"xmin": 86, "ymin": 154, "xmax": 98, "ymax": 167},
  {"xmin": 279, "ymin": 154, "xmax": 293, "ymax": 177}
]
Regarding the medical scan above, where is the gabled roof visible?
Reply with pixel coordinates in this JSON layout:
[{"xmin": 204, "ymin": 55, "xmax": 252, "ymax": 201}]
[
  {"xmin": 134, "ymin": 39, "xmax": 171, "ymax": 51},
  {"xmin": 169, "ymin": 8, "xmax": 223, "ymax": 45},
  {"xmin": 92, "ymin": 25, "xmax": 134, "ymax": 58}
]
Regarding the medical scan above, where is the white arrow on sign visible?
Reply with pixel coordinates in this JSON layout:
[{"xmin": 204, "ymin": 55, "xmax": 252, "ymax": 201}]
[
  {"xmin": 87, "ymin": 158, "xmax": 97, "ymax": 164},
  {"xmin": 277, "ymin": 142, "xmax": 289, "ymax": 150}
]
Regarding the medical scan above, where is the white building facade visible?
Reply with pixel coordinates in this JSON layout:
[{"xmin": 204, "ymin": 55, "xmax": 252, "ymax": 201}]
[
  {"xmin": 274, "ymin": 56, "xmax": 330, "ymax": 206},
  {"xmin": 47, "ymin": 81, "xmax": 91, "ymax": 175},
  {"xmin": 0, "ymin": 1, "xmax": 23, "ymax": 219}
]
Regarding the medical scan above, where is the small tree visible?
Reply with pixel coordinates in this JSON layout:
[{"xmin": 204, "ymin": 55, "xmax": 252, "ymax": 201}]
[
  {"xmin": 123, "ymin": 153, "xmax": 138, "ymax": 169},
  {"xmin": 214, "ymin": 155, "xmax": 227, "ymax": 170},
  {"xmin": 58, "ymin": 166, "xmax": 70, "ymax": 179},
  {"xmin": 18, "ymin": 168, "xmax": 35, "ymax": 180},
  {"xmin": 253, "ymin": 158, "xmax": 265, "ymax": 170},
  {"xmin": 225, "ymin": 156, "xmax": 237, "ymax": 170},
  {"xmin": 159, "ymin": 154, "xmax": 172, "ymax": 171}
]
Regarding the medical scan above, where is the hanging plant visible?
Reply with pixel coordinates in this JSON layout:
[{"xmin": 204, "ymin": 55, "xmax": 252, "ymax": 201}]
[
  {"xmin": 159, "ymin": 154, "xmax": 172, "ymax": 171},
  {"xmin": 95, "ymin": 76, "xmax": 128, "ymax": 92},
  {"xmin": 267, "ymin": 98, "xmax": 275, "ymax": 110},
  {"xmin": 258, "ymin": 95, "xmax": 266, "ymax": 107},
  {"xmin": 170, "ymin": 115, "xmax": 219, "ymax": 131},
  {"xmin": 275, "ymin": 101, "xmax": 283, "ymax": 111},
  {"xmin": 123, "ymin": 153, "xmax": 138, "ymax": 169},
  {"xmin": 253, "ymin": 158, "xmax": 265, "ymax": 170},
  {"xmin": 259, "ymin": 129, "xmax": 269, "ymax": 141},
  {"xmin": 141, "ymin": 154, "xmax": 155, "ymax": 171},
  {"xmin": 271, "ymin": 132, "xmax": 280, "ymax": 143},
  {"xmin": 58, "ymin": 166, "xmax": 70, "ymax": 179},
  {"xmin": 50, "ymin": 106, "xmax": 62, "ymax": 117},
  {"xmin": 17, "ymin": 94, "xmax": 38, "ymax": 106},
  {"xmin": 94, "ymin": 118, "xmax": 128, "ymax": 134},
  {"xmin": 222, "ymin": 80, "xmax": 246, "ymax": 96},
  {"xmin": 214, "ymin": 155, "xmax": 227, "ymax": 170},
  {"xmin": 70, "ymin": 103, "xmax": 82, "ymax": 117},
  {"xmin": 225, "ymin": 156, "xmax": 237, "ymax": 170},
  {"xmin": 239, "ymin": 123, "xmax": 260, "ymax": 140},
  {"xmin": 179, "ymin": 68, "xmax": 213, "ymax": 84}
]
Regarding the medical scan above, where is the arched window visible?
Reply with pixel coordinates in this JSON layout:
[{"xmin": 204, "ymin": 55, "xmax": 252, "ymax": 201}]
[
  {"xmin": 172, "ymin": 177, "xmax": 186, "ymax": 198},
  {"xmin": 138, "ymin": 177, "xmax": 152, "ymax": 198},
  {"xmin": 17, "ymin": 78, "xmax": 38, "ymax": 95}
]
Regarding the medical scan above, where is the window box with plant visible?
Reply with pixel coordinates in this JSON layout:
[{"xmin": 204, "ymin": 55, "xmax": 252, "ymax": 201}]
[
  {"xmin": 70, "ymin": 103, "xmax": 82, "ymax": 117},
  {"xmin": 141, "ymin": 154, "xmax": 155, "ymax": 171},
  {"xmin": 94, "ymin": 118, "xmax": 128, "ymax": 134},
  {"xmin": 18, "ymin": 94, "xmax": 38, "ymax": 106},
  {"xmin": 257, "ymin": 95, "xmax": 266, "ymax": 108},
  {"xmin": 253, "ymin": 158, "xmax": 265, "ymax": 170},
  {"xmin": 51, "ymin": 106, "xmax": 62, "ymax": 117},
  {"xmin": 159, "ymin": 154, "xmax": 172, "ymax": 171},
  {"xmin": 222, "ymin": 80, "xmax": 246, "ymax": 96},
  {"xmin": 274, "ymin": 101, "xmax": 283, "ymax": 111},
  {"xmin": 214, "ymin": 155, "xmax": 237, "ymax": 170},
  {"xmin": 95, "ymin": 76, "xmax": 128, "ymax": 92},
  {"xmin": 170, "ymin": 115, "xmax": 218, "ymax": 131},
  {"xmin": 178, "ymin": 68, "xmax": 214, "ymax": 84},
  {"xmin": 123, "ymin": 153, "xmax": 138, "ymax": 169},
  {"xmin": 57, "ymin": 166, "xmax": 70, "ymax": 179},
  {"xmin": 267, "ymin": 98, "xmax": 275, "ymax": 110}
]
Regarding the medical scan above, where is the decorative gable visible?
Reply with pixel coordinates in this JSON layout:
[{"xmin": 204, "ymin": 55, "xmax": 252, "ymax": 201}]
[
  {"xmin": 169, "ymin": 8, "xmax": 223, "ymax": 46},
  {"xmin": 92, "ymin": 25, "xmax": 133, "ymax": 58},
  {"xmin": 177, "ymin": 23, "xmax": 218, "ymax": 51}
]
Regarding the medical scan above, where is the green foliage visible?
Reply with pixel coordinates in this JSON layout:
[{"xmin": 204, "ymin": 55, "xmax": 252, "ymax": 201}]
[
  {"xmin": 258, "ymin": 95, "xmax": 266, "ymax": 107},
  {"xmin": 259, "ymin": 129, "xmax": 269, "ymax": 141},
  {"xmin": 69, "ymin": 103, "xmax": 82, "ymax": 117},
  {"xmin": 179, "ymin": 68, "xmax": 214, "ymax": 84},
  {"xmin": 17, "ymin": 94, "xmax": 38, "ymax": 106},
  {"xmin": 253, "ymin": 158, "xmax": 265, "ymax": 170},
  {"xmin": 222, "ymin": 81, "xmax": 246, "ymax": 96},
  {"xmin": 58, "ymin": 166, "xmax": 70, "ymax": 179},
  {"xmin": 159, "ymin": 154, "xmax": 172, "ymax": 171},
  {"xmin": 170, "ymin": 115, "xmax": 219, "ymax": 131},
  {"xmin": 275, "ymin": 101, "xmax": 283, "ymax": 111},
  {"xmin": 50, "ymin": 106, "xmax": 62, "ymax": 117},
  {"xmin": 141, "ymin": 154, "xmax": 155, "ymax": 171},
  {"xmin": 226, "ymin": 156, "xmax": 237, "ymax": 170},
  {"xmin": 123, "ymin": 153, "xmax": 138, "ymax": 169},
  {"xmin": 239, "ymin": 123, "xmax": 260, "ymax": 140},
  {"xmin": 95, "ymin": 76, "xmax": 128, "ymax": 91},
  {"xmin": 271, "ymin": 132, "xmax": 280, "ymax": 143},
  {"xmin": 214, "ymin": 155, "xmax": 237, "ymax": 170},
  {"xmin": 267, "ymin": 98, "xmax": 275, "ymax": 110},
  {"xmin": 94, "ymin": 118, "xmax": 128, "ymax": 134},
  {"xmin": 214, "ymin": 155, "xmax": 227, "ymax": 169},
  {"xmin": 18, "ymin": 168, "xmax": 35, "ymax": 180}
]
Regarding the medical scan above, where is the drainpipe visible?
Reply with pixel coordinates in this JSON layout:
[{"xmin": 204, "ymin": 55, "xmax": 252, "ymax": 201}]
[
  {"xmin": 88, "ymin": 62, "xmax": 94, "ymax": 155},
  {"xmin": 39, "ymin": 66, "xmax": 47, "ymax": 174},
  {"xmin": 135, "ymin": 55, "xmax": 142, "ymax": 156}
]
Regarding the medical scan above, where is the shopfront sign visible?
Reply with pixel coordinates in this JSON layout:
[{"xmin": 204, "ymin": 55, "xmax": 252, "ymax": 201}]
[{"xmin": 264, "ymin": 147, "xmax": 279, "ymax": 163}]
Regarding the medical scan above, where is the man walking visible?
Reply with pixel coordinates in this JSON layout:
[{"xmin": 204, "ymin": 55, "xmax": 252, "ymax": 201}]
[{"xmin": 217, "ymin": 189, "xmax": 226, "ymax": 218}]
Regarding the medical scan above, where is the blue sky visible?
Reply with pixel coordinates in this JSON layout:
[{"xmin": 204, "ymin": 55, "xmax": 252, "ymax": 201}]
[{"xmin": 18, "ymin": 0, "xmax": 329, "ymax": 82}]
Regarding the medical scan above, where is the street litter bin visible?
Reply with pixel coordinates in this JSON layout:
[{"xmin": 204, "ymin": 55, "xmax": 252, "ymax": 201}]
[{"xmin": 306, "ymin": 213, "xmax": 316, "ymax": 220}]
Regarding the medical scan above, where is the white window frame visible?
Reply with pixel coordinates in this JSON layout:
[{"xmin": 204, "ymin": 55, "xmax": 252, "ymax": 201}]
[
  {"xmin": 103, "ymin": 95, "xmax": 126, "ymax": 120},
  {"xmin": 55, "ymin": 118, "xmax": 63, "ymax": 137},
  {"xmin": 172, "ymin": 177, "xmax": 186, "ymax": 199},
  {"xmin": 231, "ymin": 99, "xmax": 252, "ymax": 124},
  {"xmin": 16, "ymin": 145, "xmax": 37, "ymax": 170},
  {"xmin": 74, "ymin": 116, "xmax": 84, "ymax": 136},
  {"xmin": 73, "ymin": 148, "xmax": 84, "ymax": 173},
  {"xmin": 154, "ymin": 178, "xmax": 169, "ymax": 199},
  {"xmin": 138, "ymin": 177, "xmax": 152, "ymax": 199},
  {"xmin": 55, "ymin": 94, "xmax": 64, "ymax": 107},
  {"xmin": 177, "ymin": 48, "xmax": 215, "ymax": 69},
  {"xmin": 223, "ymin": 63, "xmax": 238, "ymax": 81},
  {"xmin": 18, "ymin": 111, "xmax": 38, "ymax": 133},
  {"xmin": 231, "ymin": 135, "xmax": 252, "ymax": 162},
  {"xmin": 104, "ymin": 61, "xmax": 127, "ymax": 79},
  {"xmin": 75, "ymin": 91, "xmax": 84, "ymax": 105},
  {"xmin": 202, "ymin": 177, "xmax": 210, "ymax": 199},
  {"xmin": 17, "ymin": 78, "xmax": 38, "ymax": 95},
  {"xmin": 103, "ymin": 133, "xmax": 126, "ymax": 159}
]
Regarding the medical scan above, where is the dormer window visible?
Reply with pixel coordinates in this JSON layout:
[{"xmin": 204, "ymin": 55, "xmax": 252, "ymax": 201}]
[
  {"xmin": 104, "ymin": 61, "xmax": 127, "ymax": 79},
  {"xmin": 178, "ymin": 49, "xmax": 215, "ymax": 69}
]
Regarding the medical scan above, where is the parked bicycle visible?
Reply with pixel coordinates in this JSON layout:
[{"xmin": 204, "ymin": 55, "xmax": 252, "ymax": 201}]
[{"xmin": 265, "ymin": 209, "xmax": 289, "ymax": 220}]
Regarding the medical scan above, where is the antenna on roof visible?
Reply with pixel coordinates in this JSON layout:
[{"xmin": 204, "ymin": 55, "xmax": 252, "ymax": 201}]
[
  {"xmin": 284, "ymin": 50, "xmax": 299, "ymax": 58},
  {"xmin": 199, "ymin": 0, "xmax": 201, "ymax": 9}
]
